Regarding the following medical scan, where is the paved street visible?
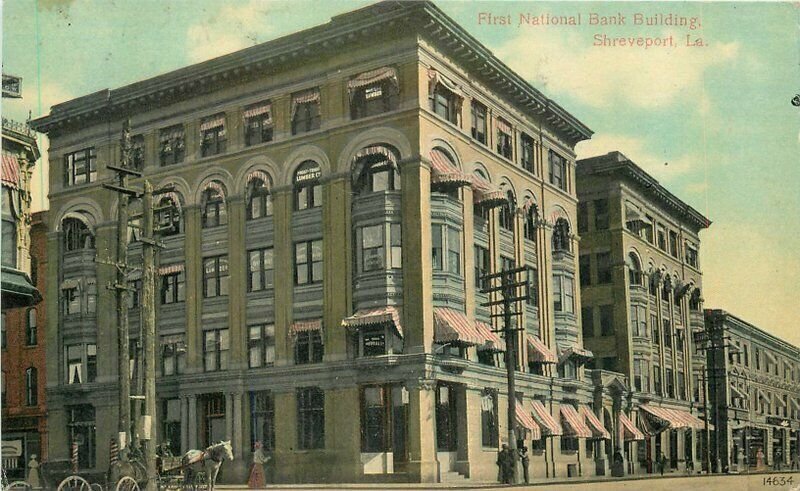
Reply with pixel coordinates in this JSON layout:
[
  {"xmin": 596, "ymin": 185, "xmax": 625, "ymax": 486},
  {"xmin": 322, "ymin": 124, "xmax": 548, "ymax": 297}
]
[{"xmin": 215, "ymin": 471, "xmax": 800, "ymax": 490}]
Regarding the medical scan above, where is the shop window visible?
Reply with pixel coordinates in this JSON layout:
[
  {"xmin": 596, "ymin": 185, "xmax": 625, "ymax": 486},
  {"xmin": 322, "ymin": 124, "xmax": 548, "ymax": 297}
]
[
  {"xmin": 162, "ymin": 399, "xmax": 182, "ymax": 456},
  {"xmin": 203, "ymin": 329, "xmax": 229, "ymax": 372},
  {"xmin": 202, "ymin": 394, "xmax": 226, "ymax": 447},
  {"xmin": 251, "ymin": 391, "xmax": 275, "ymax": 451},
  {"xmin": 294, "ymin": 161, "xmax": 322, "ymax": 210},
  {"xmin": 291, "ymin": 89, "xmax": 321, "ymax": 135},
  {"xmin": 481, "ymin": 389, "xmax": 499, "ymax": 448},
  {"xmin": 248, "ymin": 324, "xmax": 275, "ymax": 368},
  {"xmin": 297, "ymin": 387, "xmax": 325, "ymax": 449},
  {"xmin": 63, "ymin": 148, "xmax": 97, "ymax": 186},
  {"xmin": 294, "ymin": 239, "xmax": 323, "ymax": 285},
  {"xmin": 67, "ymin": 405, "xmax": 96, "ymax": 469}
]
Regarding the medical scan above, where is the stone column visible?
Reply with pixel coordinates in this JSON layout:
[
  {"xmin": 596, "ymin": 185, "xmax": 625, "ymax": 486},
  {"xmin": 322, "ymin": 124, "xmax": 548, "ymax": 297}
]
[
  {"xmin": 272, "ymin": 190, "xmax": 293, "ymax": 366},
  {"xmin": 272, "ymin": 389, "xmax": 297, "ymax": 483},
  {"xmin": 188, "ymin": 395, "xmax": 198, "ymax": 450},
  {"xmin": 184, "ymin": 205, "xmax": 203, "ymax": 372},
  {"xmin": 322, "ymin": 176, "xmax": 351, "ymax": 361},
  {"xmin": 227, "ymin": 109, "xmax": 244, "ymax": 153},
  {"xmin": 230, "ymin": 391, "xmax": 247, "ymax": 482},
  {"xmin": 180, "ymin": 396, "xmax": 189, "ymax": 453},
  {"xmin": 406, "ymin": 379, "xmax": 439, "ymax": 482},
  {"xmin": 227, "ymin": 196, "xmax": 246, "ymax": 369}
]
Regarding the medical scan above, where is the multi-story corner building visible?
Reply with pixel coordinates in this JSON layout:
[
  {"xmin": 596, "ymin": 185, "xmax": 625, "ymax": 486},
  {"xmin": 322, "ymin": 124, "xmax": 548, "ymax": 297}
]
[
  {"xmin": 704, "ymin": 309, "xmax": 800, "ymax": 472},
  {"xmin": 2, "ymin": 72, "xmax": 45, "ymax": 480},
  {"xmin": 576, "ymin": 152, "xmax": 711, "ymax": 475},
  {"xmin": 30, "ymin": 1, "xmax": 641, "ymax": 484},
  {"xmin": 1, "ymin": 211, "xmax": 48, "ymax": 480}
]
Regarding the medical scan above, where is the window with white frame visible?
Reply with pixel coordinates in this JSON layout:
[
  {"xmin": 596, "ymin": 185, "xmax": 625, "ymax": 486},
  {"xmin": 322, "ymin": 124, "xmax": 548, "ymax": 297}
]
[
  {"xmin": 294, "ymin": 239, "xmax": 323, "ymax": 285},
  {"xmin": 203, "ymin": 329, "xmax": 229, "ymax": 372},
  {"xmin": 248, "ymin": 248, "xmax": 274, "ymax": 292},
  {"xmin": 64, "ymin": 148, "xmax": 97, "ymax": 186},
  {"xmin": 248, "ymin": 324, "xmax": 275, "ymax": 368},
  {"xmin": 203, "ymin": 255, "xmax": 229, "ymax": 297},
  {"xmin": 548, "ymin": 150, "xmax": 567, "ymax": 191},
  {"xmin": 553, "ymin": 274, "xmax": 575, "ymax": 314}
]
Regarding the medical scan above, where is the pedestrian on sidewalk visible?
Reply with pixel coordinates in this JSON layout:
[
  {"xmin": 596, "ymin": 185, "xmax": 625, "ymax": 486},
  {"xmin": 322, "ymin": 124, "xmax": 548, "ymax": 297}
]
[
  {"xmin": 775, "ymin": 448, "xmax": 783, "ymax": 471},
  {"xmin": 657, "ymin": 452, "xmax": 667, "ymax": 476},
  {"xmin": 519, "ymin": 446, "xmax": 530, "ymax": 484},
  {"xmin": 247, "ymin": 441, "xmax": 269, "ymax": 488}
]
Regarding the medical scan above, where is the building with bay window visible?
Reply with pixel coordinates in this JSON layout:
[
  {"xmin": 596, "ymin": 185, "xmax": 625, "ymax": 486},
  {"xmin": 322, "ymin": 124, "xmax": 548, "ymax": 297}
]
[
  {"xmin": 576, "ymin": 151, "xmax": 711, "ymax": 475},
  {"xmin": 31, "ymin": 1, "xmax": 635, "ymax": 484}
]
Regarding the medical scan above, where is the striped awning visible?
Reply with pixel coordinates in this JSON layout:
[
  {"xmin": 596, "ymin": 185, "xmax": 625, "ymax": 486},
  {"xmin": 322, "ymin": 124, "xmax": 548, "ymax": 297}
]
[
  {"xmin": 580, "ymin": 405, "xmax": 610, "ymax": 439},
  {"xmin": 160, "ymin": 125, "xmax": 184, "ymax": 141},
  {"xmin": 639, "ymin": 404, "xmax": 708, "ymax": 431},
  {"xmin": 474, "ymin": 321, "xmax": 505, "ymax": 352},
  {"xmin": 429, "ymin": 149, "xmax": 471, "ymax": 187},
  {"xmin": 560, "ymin": 346, "xmax": 594, "ymax": 364},
  {"xmin": 158, "ymin": 263, "xmax": 184, "ymax": 275},
  {"xmin": 527, "ymin": 334, "xmax": 557, "ymax": 364},
  {"xmin": 560, "ymin": 405, "xmax": 592, "ymax": 438},
  {"xmin": 530, "ymin": 400, "xmax": 562, "ymax": 436},
  {"xmin": 471, "ymin": 174, "xmax": 506, "ymax": 207},
  {"xmin": 293, "ymin": 89, "xmax": 320, "ymax": 105},
  {"xmin": 158, "ymin": 191, "xmax": 183, "ymax": 213},
  {"xmin": 427, "ymin": 68, "xmax": 460, "ymax": 94},
  {"xmin": 200, "ymin": 114, "xmax": 225, "ymax": 132},
  {"xmin": 516, "ymin": 403, "xmax": 542, "ymax": 441},
  {"xmin": 618, "ymin": 412, "xmax": 645, "ymax": 441},
  {"xmin": 203, "ymin": 181, "xmax": 226, "ymax": 198},
  {"xmin": 1, "ymin": 154, "xmax": 20, "ymax": 188},
  {"xmin": 496, "ymin": 118, "xmax": 512, "ymax": 134},
  {"xmin": 519, "ymin": 196, "xmax": 537, "ymax": 214},
  {"xmin": 341, "ymin": 306, "xmax": 402, "ymax": 338},
  {"xmin": 354, "ymin": 145, "xmax": 397, "ymax": 167},
  {"xmin": 348, "ymin": 66, "xmax": 398, "ymax": 90},
  {"xmin": 291, "ymin": 319, "xmax": 322, "ymax": 336},
  {"xmin": 433, "ymin": 308, "xmax": 484, "ymax": 346},
  {"xmin": 243, "ymin": 103, "xmax": 272, "ymax": 123},
  {"xmin": 246, "ymin": 169, "xmax": 272, "ymax": 186}
]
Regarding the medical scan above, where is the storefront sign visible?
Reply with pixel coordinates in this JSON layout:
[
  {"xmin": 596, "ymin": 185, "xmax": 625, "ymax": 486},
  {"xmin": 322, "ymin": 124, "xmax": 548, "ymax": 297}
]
[
  {"xmin": 1, "ymin": 440, "xmax": 23, "ymax": 457},
  {"xmin": 767, "ymin": 417, "xmax": 791, "ymax": 427}
]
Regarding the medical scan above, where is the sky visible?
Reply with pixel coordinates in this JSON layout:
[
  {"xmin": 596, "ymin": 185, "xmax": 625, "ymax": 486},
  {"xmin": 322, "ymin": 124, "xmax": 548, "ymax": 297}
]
[{"xmin": 2, "ymin": 0, "xmax": 799, "ymax": 344}]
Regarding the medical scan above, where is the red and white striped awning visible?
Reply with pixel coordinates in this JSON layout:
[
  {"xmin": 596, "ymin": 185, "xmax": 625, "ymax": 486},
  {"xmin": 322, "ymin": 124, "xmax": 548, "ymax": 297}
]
[
  {"xmin": 580, "ymin": 405, "xmax": 610, "ymax": 439},
  {"xmin": 341, "ymin": 306, "xmax": 403, "ymax": 338},
  {"xmin": 291, "ymin": 319, "xmax": 322, "ymax": 336},
  {"xmin": 348, "ymin": 66, "xmax": 398, "ymax": 90},
  {"xmin": 158, "ymin": 263, "xmax": 184, "ymax": 275},
  {"xmin": 639, "ymin": 404, "xmax": 708, "ymax": 431},
  {"xmin": 519, "ymin": 196, "xmax": 538, "ymax": 215},
  {"xmin": 530, "ymin": 400, "xmax": 562, "ymax": 436},
  {"xmin": 429, "ymin": 149, "xmax": 471, "ymax": 187},
  {"xmin": 246, "ymin": 169, "xmax": 272, "ymax": 187},
  {"xmin": 243, "ymin": 103, "xmax": 272, "ymax": 123},
  {"xmin": 527, "ymin": 334, "xmax": 557, "ymax": 364},
  {"xmin": 160, "ymin": 125, "xmax": 184, "ymax": 142},
  {"xmin": 200, "ymin": 114, "xmax": 225, "ymax": 132},
  {"xmin": 471, "ymin": 173, "xmax": 506, "ymax": 208},
  {"xmin": 434, "ymin": 308, "xmax": 484, "ymax": 346},
  {"xmin": 560, "ymin": 404, "xmax": 592, "ymax": 438},
  {"xmin": 203, "ymin": 181, "xmax": 226, "ymax": 198},
  {"xmin": 474, "ymin": 321, "xmax": 505, "ymax": 352},
  {"xmin": 158, "ymin": 191, "xmax": 183, "ymax": 213},
  {"xmin": 496, "ymin": 118, "xmax": 512, "ymax": 134},
  {"xmin": 1, "ymin": 154, "xmax": 20, "ymax": 188},
  {"xmin": 293, "ymin": 89, "xmax": 320, "ymax": 105},
  {"xmin": 560, "ymin": 346, "xmax": 594, "ymax": 364},
  {"xmin": 516, "ymin": 403, "xmax": 542, "ymax": 441},
  {"xmin": 354, "ymin": 145, "xmax": 397, "ymax": 167},
  {"xmin": 618, "ymin": 412, "xmax": 645, "ymax": 441}
]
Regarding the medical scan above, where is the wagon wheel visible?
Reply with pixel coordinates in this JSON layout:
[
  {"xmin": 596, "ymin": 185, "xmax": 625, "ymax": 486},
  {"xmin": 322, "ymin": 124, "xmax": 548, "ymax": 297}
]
[
  {"xmin": 6, "ymin": 481, "xmax": 32, "ymax": 490},
  {"xmin": 91, "ymin": 484, "xmax": 104, "ymax": 491},
  {"xmin": 57, "ymin": 475, "xmax": 92, "ymax": 491},
  {"xmin": 115, "ymin": 475, "xmax": 140, "ymax": 491}
]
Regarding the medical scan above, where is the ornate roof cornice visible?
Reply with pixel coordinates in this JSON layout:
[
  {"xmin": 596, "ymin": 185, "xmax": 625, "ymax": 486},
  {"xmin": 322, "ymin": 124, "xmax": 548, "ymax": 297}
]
[{"xmin": 30, "ymin": 1, "xmax": 592, "ymax": 145}]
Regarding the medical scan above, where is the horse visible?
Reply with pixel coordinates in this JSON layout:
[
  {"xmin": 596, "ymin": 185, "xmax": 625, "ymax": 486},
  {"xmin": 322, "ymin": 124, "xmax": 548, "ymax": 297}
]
[{"xmin": 180, "ymin": 441, "xmax": 234, "ymax": 491}]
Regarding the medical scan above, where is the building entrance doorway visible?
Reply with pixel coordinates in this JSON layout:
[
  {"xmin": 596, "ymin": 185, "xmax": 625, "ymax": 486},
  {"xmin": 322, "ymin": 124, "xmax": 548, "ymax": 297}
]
[{"xmin": 435, "ymin": 383, "xmax": 458, "ymax": 473}]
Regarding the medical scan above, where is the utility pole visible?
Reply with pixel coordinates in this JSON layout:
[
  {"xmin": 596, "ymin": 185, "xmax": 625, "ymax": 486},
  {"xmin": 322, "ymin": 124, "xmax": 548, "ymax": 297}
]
[
  {"xmin": 141, "ymin": 181, "xmax": 158, "ymax": 491},
  {"xmin": 481, "ymin": 265, "xmax": 530, "ymax": 485}
]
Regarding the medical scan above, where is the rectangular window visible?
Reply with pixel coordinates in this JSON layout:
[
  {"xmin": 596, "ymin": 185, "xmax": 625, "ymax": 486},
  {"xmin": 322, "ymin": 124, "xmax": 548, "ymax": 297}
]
[
  {"xmin": 244, "ymin": 103, "xmax": 273, "ymax": 146},
  {"xmin": 520, "ymin": 133, "xmax": 534, "ymax": 173},
  {"xmin": 481, "ymin": 389, "xmax": 499, "ymax": 447},
  {"xmin": 579, "ymin": 254, "xmax": 591, "ymax": 286},
  {"xmin": 594, "ymin": 199, "xmax": 609, "ymax": 230},
  {"xmin": 669, "ymin": 231, "xmax": 679, "ymax": 258},
  {"xmin": 361, "ymin": 326, "xmax": 386, "ymax": 357},
  {"xmin": 161, "ymin": 338, "xmax": 186, "ymax": 376},
  {"xmin": 67, "ymin": 405, "xmax": 96, "ymax": 469},
  {"xmin": 203, "ymin": 329, "xmax": 229, "ymax": 372},
  {"xmin": 248, "ymin": 248, "xmax": 274, "ymax": 292},
  {"xmin": 297, "ymin": 387, "xmax": 325, "ymax": 449},
  {"xmin": 553, "ymin": 274, "xmax": 563, "ymax": 312},
  {"xmin": 390, "ymin": 223, "xmax": 402, "ymax": 269},
  {"xmin": 292, "ymin": 90, "xmax": 321, "ymax": 135},
  {"xmin": 657, "ymin": 225, "xmax": 667, "ymax": 251},
  {"xmin": 251, "ymin": 391, "xmax": 275, "ymax": 451},
  {"xmin": 447, "ymin": 228, "xmax": 461, "ymax": 275},
  {"xmin": 651, "ymin": 314, "xmax": 659, "ymax": 344},
  {"xmin": 351, "ymin": 79, "xmax": 398, "ymax": 119},
  {"xmin": 361, "ymin": 225, "xmax": 384, "ymax": 272},
  {"xmin": 295, "ymin": 330, "xmax": 324, "ymax": 365},
  {"xmin": 160, "ymin": 272, "xmax": 185, "ymax": 304},
  {"xmin": 634, "ymin": 360, "xmax": 643, "ymax": 392},
  {"xmin": 577, "ymin": 202, "xmax": 588, "ymax": 233},
  {"xmin": 600, "ymin": 305, "xmax": 614, "ymax": 336},
  {"xmin": 665, "ymin": 368, "xmax": 675, "ymax": 398},
  {"xmin": 67, "ymin": 344, "xmax": 96, "ymax": 384},
  {"xmin": 200, "ymin": 115, "xmax": 227, "ymax": 157},
  {"xmin": 25, "ymin": 309, "xmax": 37, "ymax": 346},
  {"xmin": 677, "ymin": 372, "xmax": 686, "ymax": 399},
  {"xmin": 63, "ymin": 148, "xmax": 97, "ymax": 186},
  {"xmin": 471, "ymin": 101, "xmax": 487, "ymax": 144},
  {"xmin": 548, "ymin": 150, "xmax": 567, "ymax": 191},
  {"xmin": 431, "ymin": 226, "xmax": 443, "ymax": 271},
  {"xmin": 475, "ymin": 245, "xmax": 490, "ymax": 289},
  {"xmin": 644, "ymin": 215, "xmax": 654, "ymax": 243},
  {"xmin": 563, "ymin": 276, "xmax": 574, "ymax": 314},
  {"xmin": 62, "ymin": 287, "xmax": 80, "ymax": 315},
  {"xmin": 526, "ymin": 267, "xmax": 538, "ymax": 307},
  {"xmin": 653, "ymin": 366, "xmax": 662, "ymax": 395},
  {"xmin": 130, "ymin": 135, "xmax": 145, "ymax": 170},
  {"xmin": 203, "ymin": 256, "xmax": 229, "ymax": 298},
  {"xmin": 496, "ymin": 119, "xmax": 513, "ymax": 159},
  {"xmin": 663, "ymin": 320, "xmax": 672, "ymax": 349},
  {"xmin": 294, "ymin": 239, "xmax": 323, "ymax": 285},
  {"xmin": 159, "ymin": 125, "xmax": 185, "ymax": 166},
  {"xmin": 596, "ymin": 252, "xmax": 612, "ymax": 284},
  {"xmin": 361, "ymin": 386, "xmax": 388, "ymax": 452},
  {"xmin": 685, "ymin": 243, "xmax": 699, "ymax": 268},
  {"xmin": 248, "ymin": 324, "xmax": 275, "ymax": 368},
  {"xmin": 582, "ymin": 307, "xmax": 594, "ymax": 338}
]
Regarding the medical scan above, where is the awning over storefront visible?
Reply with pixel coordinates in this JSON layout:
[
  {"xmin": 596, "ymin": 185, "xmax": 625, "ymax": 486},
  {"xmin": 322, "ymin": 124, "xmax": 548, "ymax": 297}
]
[
  {"xmin": 560, "ymin": 346, "xmax": 594, "ymax": 364},
  {"xmin": 1, "ymin": 154, "xmax": 20, "ymax": 188},
  {"xmin": 429, "ymin": 149, "xmax": 471, "ymax": 187},
  {"xmin": 580, "ymin": 405, "xmax": 610, "ymax": 439},
  {"xmin": 474, "ymin": 321, "xmax": 505, "ymax": 352},
  {"xmin": 1, "ymin": 267, "xmax": 40, "ymax": 307},
  {"xmin": 433, "ymin": 308, "xmax": 484, "ymax": 346},
  {"xmin": 515, "ymin": 404, "xmax": 542, "ymax": 441},
  {"xmin": 341, "ymin": 306, "xmax": 403, "ymax": 338},
  {"xmin": 527, "ymin": 334, "xmax": 557, "ymax": 364},
  {"xmin": 560, "ymin": 405, "xmax": 592, "ymax": 438},
  {"xmin": 530, "ymin": 400, "xmax": 562, "ymax": 436},
  {"xmin": 618, "ymin": 412, "xmax": 645, "ymax": 441},
  {"xmin": 290, "ymin": 319, "xmax": 322, "ymax": 336},
  {"xmin": 639, "ymin": 404, "xmax": 709, "ymax": 431},
  {"xmin": 471, "ymin": 174, "xmax": 507, "ymax": 208}
]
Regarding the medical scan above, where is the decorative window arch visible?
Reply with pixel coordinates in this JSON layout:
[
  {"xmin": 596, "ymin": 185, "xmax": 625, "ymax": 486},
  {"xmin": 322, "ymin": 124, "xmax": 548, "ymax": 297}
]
[
  {"xmin": 552, "ymin": 218, "xmax": 571, "ymax": 253},
  {"xmin": 627, "ymin": 252, "xmax": 643, "ymax": 286},
  {"xmin": 522, "ymin": 197, "xmax": 539, "ymax": 242},
  {"xmin": 352, "ymin": 145, "xmax": 400, "ymax": 194},
  {"xmin": 246, "ymin": 171, "xmax": 273, "ymax": 220},
  {"xmin": 201, "ymin": 182, "xmax": 227, "ymax": 228},
  {"xmin": 62, "ymin": 216, "xmax": 95, "ymax": 251},
  {"xmin": 294, "ymin": 160, "xmax": 322, "ymax": 210},
  {"xmin": 157, "ymin": 192, "xmax": 183, "ymax": 236},
  {"xmin": 498, "ymin": 187, "xmax": 516, "ymax": 232}
]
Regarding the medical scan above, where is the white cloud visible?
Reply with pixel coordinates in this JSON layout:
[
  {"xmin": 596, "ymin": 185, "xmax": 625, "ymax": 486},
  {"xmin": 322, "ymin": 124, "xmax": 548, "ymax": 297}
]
[
  {"xmin": 496, "ymin": 27, "xmax": 739, "ymax": 110},
  {"xmin": 186, "ymin": 1, "xmax": 275, "ymax": 63}
]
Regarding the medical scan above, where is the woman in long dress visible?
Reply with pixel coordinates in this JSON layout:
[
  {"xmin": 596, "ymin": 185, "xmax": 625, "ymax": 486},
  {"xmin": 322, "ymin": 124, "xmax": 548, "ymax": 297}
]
[{"xmin": 247, "ymin": 441, "xmax": 269, "ymax": 488}]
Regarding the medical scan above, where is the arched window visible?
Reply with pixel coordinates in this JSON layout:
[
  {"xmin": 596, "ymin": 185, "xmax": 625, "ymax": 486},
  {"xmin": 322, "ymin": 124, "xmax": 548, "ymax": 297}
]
[
  {"xmin": 523, "ymin": 202, "xmax": 538, "ymax": 242},
  {"xmin": 247, "ymin": 175, "xmax": 273, "ymax": 220},
  {"xmin": 354, "ymin": 147, "xmax": 400, "ymax": 194},
  {"xmin": 62, "ymin": 217, "xmax": 94, "ymax": 251},
  {"xmin": 201, "ymin": 184, "xmax": 227, "ymax": 228},
  {"xmin": 627, "ymin": 253, "xmax": 643, "ymax": 286},
  {"xmin": 26, "ymin": 308, "xmax": 37, "ymax": 346},
  {"xmin": 25, "ymin": 367, "xmax": 37, "ymax": 406},
  {"xmin": 294, "ymin": 161, "xmax": 322, "ymax": 211},
  {"xmin": 498, "ymin": 189, "xmax": 515, "ymax": 232},
  {"xmin": 552, "ymin": 218, "xmax": 571, "ymax": 253},
  {"xmin": 157, "ymin": 194, "xmax": 182, "ymax": 236},
  {"xmin": 473, "ymin": 170, "xmax": 491, "ymax": 222}
]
